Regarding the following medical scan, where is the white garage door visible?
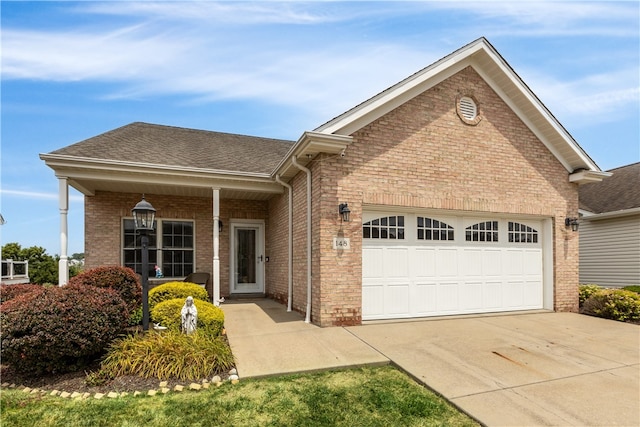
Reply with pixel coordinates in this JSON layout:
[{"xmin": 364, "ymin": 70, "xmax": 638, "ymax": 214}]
[{"xmin": 362, "ymin": 212, "xmax": 544, "ymax": 320}]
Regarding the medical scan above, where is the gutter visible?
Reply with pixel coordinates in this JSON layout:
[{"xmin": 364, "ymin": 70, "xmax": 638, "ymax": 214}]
[
  {"xmin": 291, "ymin": 155, "xmax": 312, "ymax": 324},
  {"xmin": 274, "ymin": 174, "xmax": 293, "ymax": 312}
]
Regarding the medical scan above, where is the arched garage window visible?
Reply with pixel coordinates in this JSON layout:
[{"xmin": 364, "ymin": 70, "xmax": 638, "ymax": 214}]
[
  {"xmin": 508, "ymin": 222, "xmax": 538, "ymax": 243},
  {"xmin": 363, "ymin": 216, "xmax": 405, "ymax": 239},
  {"xmin": 466, "ymin": 221, "xmax": 499, "ymax": 242},
  {"xmin": 417, "ymin": 217, "xmax": 454, "ymax": 241}
]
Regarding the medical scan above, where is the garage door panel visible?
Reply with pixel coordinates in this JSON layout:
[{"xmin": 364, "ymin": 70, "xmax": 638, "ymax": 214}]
[
  {"xmin": 363, "ymin": 247, "xmax": 384, "ymax": 279},
  {"xmin": 483, "ymin": 250, "xmax": 502, "ymax": 276},
  {"xmin": 484, "ymin": 281, "xmax": 503, "ymax": 308},
  {"xmin": 386, "ymin": 283, "xmax": 410, "ymax": 314},
  {"xmin": 362, "ymin": 215, "xmax": 545, "ymax": 320},
  {"xmin": 362, "ymin": 284, "xmax": 385, "ymax": 317},
  {"xmin": 414, "ymin": 283, "xmax": 437, "ymax": 314},
  {"xmin": 385, "ymin": 248, "xmax": 409, "ymax": 278},
  {"xmin": 461, "ymin": 282, "xmax": 483, "ymax": 310},
  {"xmin": 437, "ymin": 282, "xmax": 459, "ymax": 311},
  {"xmin": 437, "ymin": 249, "xmax": 458, "ymax": 277},
  {"xmin": 523, "ymin": 280, "xmax": 543, "ymax": 307},
  {"xmin": 413, "ymin": 248, "xmax": 436, "ymax": 277},
  {"xmin": 523, "ymin": 249, "xmax": 543, "ymax": 276},
  {"xmin": 462, "ymin": 250, "xmax": 483, "ymax": 276},
  {"xmin": 505, "ymin": 281, "xmax": 524, "ymax": 307}
]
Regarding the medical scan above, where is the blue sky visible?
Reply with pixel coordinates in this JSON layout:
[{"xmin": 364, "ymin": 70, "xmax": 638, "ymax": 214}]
[{"xmin": 1, "ymin": 1, "xmax": 639, "ymax": 257}]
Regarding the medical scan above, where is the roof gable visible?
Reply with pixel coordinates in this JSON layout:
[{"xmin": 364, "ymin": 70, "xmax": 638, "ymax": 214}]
[
  {"xmin": 579, "ymin": 162, "xmax": 640, "ymax": 214},
  {"xmin": 313, "ymin": 37, "xmax": 605, "ymax": 180}
]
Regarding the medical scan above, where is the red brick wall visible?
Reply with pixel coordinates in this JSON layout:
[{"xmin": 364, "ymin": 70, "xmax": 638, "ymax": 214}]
[
  {"xmin": 305, "ymin": 66, "xmax": 579, "ymax": 326},
  {"xmin": 84, "ymin": 192, "xmax": 269, "ymax": 297}
]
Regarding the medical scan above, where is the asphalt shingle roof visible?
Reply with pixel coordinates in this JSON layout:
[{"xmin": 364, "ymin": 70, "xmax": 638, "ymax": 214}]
[
  {"xmin": 50, "ymin": 122, "xmax": 294, "ymax": 175},
  {"xmin": 579, "ymin": 162, "xmax": 640, "ymax": 213}
]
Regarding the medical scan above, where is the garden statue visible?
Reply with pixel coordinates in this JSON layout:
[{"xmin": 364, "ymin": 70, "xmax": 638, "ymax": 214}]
[
  {"xmin": 181, "ymin": 296, "xmax": 198, "ymax": 335},
  {"xmin": 154, "ymin": 265, "xmax": 163, "ymax": 278}
]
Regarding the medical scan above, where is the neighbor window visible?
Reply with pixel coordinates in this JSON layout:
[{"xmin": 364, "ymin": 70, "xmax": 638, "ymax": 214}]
[
  {"xmin": 363, "ymin": 216, "xmax": 405, "ymax": 239},
  {"xmin": 123, "ymin": 219, "xmax": 194, "ymax": 278},
  {"xmin": 417, "ymin": 217, "xmax": 454, "ymax": 241},
  {"xmin": 465, "ymin": 221, "xmax": 499, "ymax": 242}
]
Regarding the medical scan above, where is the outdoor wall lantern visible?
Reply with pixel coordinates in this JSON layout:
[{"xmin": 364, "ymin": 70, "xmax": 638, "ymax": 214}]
[
  {"xmin": 132, "ymin": 195, "xmax": 156, "ymax": 331},
  {"xmin": 565, "ymin": 217, "xmax": 579, "ymax": 232},
  {"xmin": 339, "ymin": 203, "xmax": 351, "ymax": 222}
]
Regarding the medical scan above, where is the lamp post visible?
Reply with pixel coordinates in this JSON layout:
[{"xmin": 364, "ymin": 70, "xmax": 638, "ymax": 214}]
[{"xmin": 132, "ymin": 195, "xmax": 156, "ymax": 331}]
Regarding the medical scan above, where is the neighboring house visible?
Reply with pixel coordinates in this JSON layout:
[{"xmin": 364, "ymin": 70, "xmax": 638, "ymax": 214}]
[
  {"xmin": 578, "ymin": 162, "xmax": 640, "ymax": 288},
  {"xmin": 41, "ymin": 38, "xmax": 609, "ymax": 326}
]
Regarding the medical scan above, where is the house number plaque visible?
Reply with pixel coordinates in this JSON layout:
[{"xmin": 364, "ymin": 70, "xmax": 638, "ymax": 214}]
[{"xmin": 333, "ymin": 237, "xmax": 351, "ymax": 250}]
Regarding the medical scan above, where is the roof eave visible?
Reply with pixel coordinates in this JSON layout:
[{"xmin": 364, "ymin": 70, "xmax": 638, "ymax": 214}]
[
  {"xmin": 580, "ymin": 206, "xmax": 640, "ymax": 221},
  {"xmin": 569, "ymin": 170, "xmax": 612, "ymax": 185},
  {"xmin": 271, "ymin": 131, "xmax": 352, "ymax": 180}
]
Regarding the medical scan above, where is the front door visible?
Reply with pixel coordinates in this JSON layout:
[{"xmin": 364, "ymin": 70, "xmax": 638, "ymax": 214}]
[{"xmin": 230, "ymin": 221, "xmax": 265, "ymax": 294}]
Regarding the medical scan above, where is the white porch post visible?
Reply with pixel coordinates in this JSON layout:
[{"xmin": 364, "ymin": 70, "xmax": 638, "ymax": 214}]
[
  {"xmin": 212, "ymin": 188, "xmax": 221, "ymax": 306},
  {"xmin": 58, "ymin": 176, "xmax": 69, "ymax": 285}
]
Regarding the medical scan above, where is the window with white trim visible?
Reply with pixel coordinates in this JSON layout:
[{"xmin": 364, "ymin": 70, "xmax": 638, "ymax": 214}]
[
  {"xmin": 417, "ymin": 217, "xmax": 454, "ymax": 241},
  {"xmin": 363, "ymin": 216, "xmax": 405, "ymax": 239},
  {"xmin": 465, "ymin": 221, "xmax": 499, "ymax": 242},
  {"xmin": 123, "ymin": 219, "xmax": 194, "ymax": 278},
  {"xmin": 508, "ymin": 222, "xmax": 538, "ymax": 243}
]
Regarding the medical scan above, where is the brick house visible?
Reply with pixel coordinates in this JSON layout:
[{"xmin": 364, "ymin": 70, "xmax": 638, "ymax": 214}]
[{"xmin": 41, "ymin": 38, "xmax": 609, "ymax": 326}]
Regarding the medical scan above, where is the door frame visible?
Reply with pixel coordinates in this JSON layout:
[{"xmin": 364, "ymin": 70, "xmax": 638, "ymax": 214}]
[{"xmin": 229, "ymin": 219, "xmax": 265, "ymax": 294}]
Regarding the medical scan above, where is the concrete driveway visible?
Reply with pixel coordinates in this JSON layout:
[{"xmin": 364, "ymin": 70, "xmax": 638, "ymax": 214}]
[
  {"xmin": 348, "ymin": 312, "xmax": 640, "ymax": 426},
  {"xmin": 224, "ymin": 300, "xmax": 639, "ymax": 426}
]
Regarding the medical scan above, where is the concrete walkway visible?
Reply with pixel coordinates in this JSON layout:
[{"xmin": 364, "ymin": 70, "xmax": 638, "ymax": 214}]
[{"xmin": 222, "ymin": 299, "xmax": 640, "ymax": 426}]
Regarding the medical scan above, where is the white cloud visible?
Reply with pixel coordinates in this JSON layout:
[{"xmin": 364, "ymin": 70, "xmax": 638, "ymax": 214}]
[{"xmin": 2, "ymin": 1, "xmax": 637, "ymax": 125}]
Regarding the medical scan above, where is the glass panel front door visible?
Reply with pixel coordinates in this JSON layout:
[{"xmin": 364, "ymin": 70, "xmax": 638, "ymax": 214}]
[{"xmin": 232, "ymin": 224, "xmax": 264, "ymax": 293}]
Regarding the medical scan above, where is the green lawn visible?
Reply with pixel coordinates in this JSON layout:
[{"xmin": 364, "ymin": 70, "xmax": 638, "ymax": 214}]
[{"xmin": 0, "ymin": 366, "xmax": 478, "ymax": 427}]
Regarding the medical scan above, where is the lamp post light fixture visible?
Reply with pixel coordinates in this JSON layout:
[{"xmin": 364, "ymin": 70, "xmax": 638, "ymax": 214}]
[
  {"xmin": 339, "ymin": 203, "xmax": 351, "ymax": 222},
  {"xmin": 565, "ymin": 217, "xmax": 579, "ymax": 232},
  {"xmin": 132, "ymin": 195, "xmax": 156, "ymax": 331}
]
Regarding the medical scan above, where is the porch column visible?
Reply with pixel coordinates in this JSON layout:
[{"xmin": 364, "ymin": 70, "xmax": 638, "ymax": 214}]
[
  {"xmin": 58, "ymin": 176, "xmax": 69, "ymax": 285},
  {"xmin": 212, "ymin": 188, "xmax": 221, "ymax": 306}
]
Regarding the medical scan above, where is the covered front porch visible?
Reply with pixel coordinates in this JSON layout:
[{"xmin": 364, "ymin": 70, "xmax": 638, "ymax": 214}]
[{"xmin": 46, "ymin": 163, "xmax": 285, "ymax": 308}]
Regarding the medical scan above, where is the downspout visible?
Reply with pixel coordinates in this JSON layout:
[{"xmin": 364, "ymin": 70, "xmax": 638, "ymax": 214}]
[
  {"xmin": 291, "ymin": 155, "xmax": 312, "ymax": 323},
  {"xmin": 274, "ymin": 174, "xmax": 293, "ymax": 312}
]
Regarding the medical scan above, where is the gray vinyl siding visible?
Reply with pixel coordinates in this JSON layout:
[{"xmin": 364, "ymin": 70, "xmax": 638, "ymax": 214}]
[{"xmin": 579, "ymin": 214, "xmax": 640, "ymax": 287}]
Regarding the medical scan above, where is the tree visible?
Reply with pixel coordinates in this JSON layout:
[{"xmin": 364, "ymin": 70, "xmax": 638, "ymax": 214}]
[{"xmin": 1, "ymin": 243, "xmax": 58, "ymax": 285}]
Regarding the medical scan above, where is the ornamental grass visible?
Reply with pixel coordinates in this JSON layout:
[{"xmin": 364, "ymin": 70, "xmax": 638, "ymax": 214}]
[{"xmin": 99, "ymin": 330, "xmax": 235, "ymax": 381}]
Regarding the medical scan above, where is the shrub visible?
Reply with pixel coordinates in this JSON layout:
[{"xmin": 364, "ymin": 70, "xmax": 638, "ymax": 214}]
[
  {"xmin": 0, "ymin": 284, "xmax": 44, "ymax": 304},
  {"xmin": 622, "ymin": 285, "xmax": 640, "ymax": 294},
  {"xmin": 579, "ymin": 284, "xmax": 602, "ymax": 307},
  {"xmin": 67, "ymin": 266, "xmax": 141, "ymax": 312},
  {"xmin": 582, "ymin": 289, "xmax": 640, "ymax": 324},
  {"xmin": 0, "ymin": 284, "xmax": 129, "ymax": 375},
  {"xmin": 151, "ymin": 298, "xmax": 224, "ymax": 335},
  {"xmin": 100, "ymin": 330, "xmax": 235, "ymax": 380},
  {"xmin": 148, "ymin": 281, "xmax": 209, "ymax": 312}
]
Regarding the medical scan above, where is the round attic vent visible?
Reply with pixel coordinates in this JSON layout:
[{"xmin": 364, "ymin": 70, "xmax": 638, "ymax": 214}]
[
  {"xmin": 459, "ymin": 97, "xmax": 477, "ymax": 120},
  {"xmin": 456, "ymin": 95, "xmax": 482, "ymax": 125}
]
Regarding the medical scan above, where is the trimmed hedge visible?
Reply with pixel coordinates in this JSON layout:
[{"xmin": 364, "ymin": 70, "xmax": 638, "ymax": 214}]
[
  {"xmin": 148, "ymin": 281, "xmax": 209, "ymax": 312},
  {"xmin": 0, "ymin": 283, "xmax": 45, "ymax": 304},
  {"xmin": 579, "ymin": 284, "xmax": 601, "ymax": 307},
  {"xmin": 581, "ymin": 288, "xmax": 640, "ymax": 324},
  {"xmin": 67, "ymin": 266, "xmax": 141, "ymax": 312},
  {"xmin": 0, "ymin": 284, "xmax": 129, "ymax": 375},
  {"xmin": 622, "ymin": 285, "xmax": 640, "ymax": 294},
  {"xmin": 151, "ymin": 297, "xmax": 224, "ymax": 335}
]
